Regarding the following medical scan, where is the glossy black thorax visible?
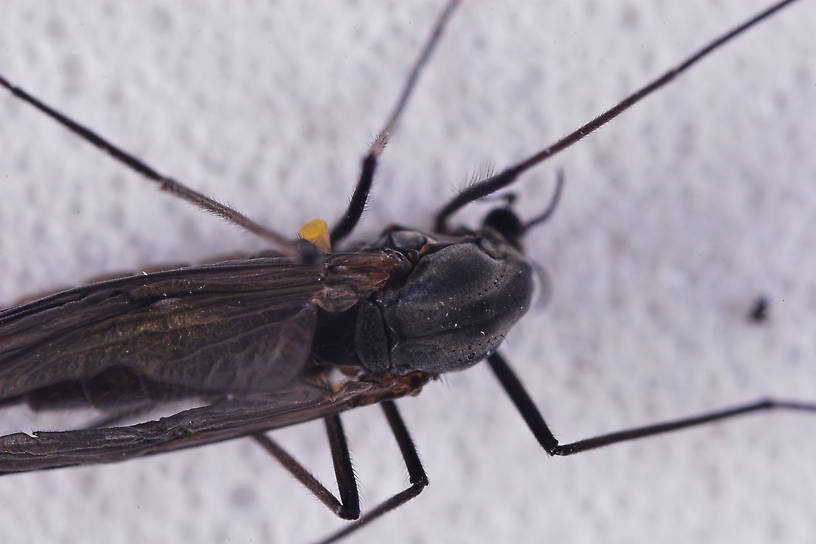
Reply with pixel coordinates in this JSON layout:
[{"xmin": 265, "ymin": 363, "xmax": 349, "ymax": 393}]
[{"xmin": 313, "ymin": 226, "xmax": 534, "ymax": 375}]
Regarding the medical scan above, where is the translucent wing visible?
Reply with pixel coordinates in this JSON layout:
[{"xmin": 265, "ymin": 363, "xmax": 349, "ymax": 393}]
[
  {"xmin": 0, "ymin": 371, "xmax": 428, "ymax": 473},
  {"xmin": 0, "ymin": 252, "xmax": 404, "ymax": 406}
]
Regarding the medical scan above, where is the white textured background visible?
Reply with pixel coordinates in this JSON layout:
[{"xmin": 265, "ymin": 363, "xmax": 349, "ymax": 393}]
[{"xmin": 1, "ymin": 1, "xmax": 815, "ymax": 543}]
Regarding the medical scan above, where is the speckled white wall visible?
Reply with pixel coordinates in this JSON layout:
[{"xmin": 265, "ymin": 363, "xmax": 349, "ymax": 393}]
[{"xmin": 1, "ymin": 1, "xmax": 815, "ymax": 543}]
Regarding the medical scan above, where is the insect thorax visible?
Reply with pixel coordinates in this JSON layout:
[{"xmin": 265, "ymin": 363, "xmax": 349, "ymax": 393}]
[{"xmin": 312, "ymin": 227, "xmax": 534, "ymax": 375}]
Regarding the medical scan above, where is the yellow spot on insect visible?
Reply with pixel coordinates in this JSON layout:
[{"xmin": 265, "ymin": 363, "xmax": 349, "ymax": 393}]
[{"xmin": 298, "ymin": 219, "xmax": 332, "ymax": 253}]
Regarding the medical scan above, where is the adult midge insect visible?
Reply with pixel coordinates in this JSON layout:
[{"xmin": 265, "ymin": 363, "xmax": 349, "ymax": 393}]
[{"xmin": 1, "ymin": 2, "xmax": 815, "ymax": 544}]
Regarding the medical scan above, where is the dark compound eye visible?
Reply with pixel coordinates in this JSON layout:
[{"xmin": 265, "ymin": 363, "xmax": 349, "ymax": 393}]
[{"xmin": 482, "ymin": 207, "xmax": 523, "ymax": 248}]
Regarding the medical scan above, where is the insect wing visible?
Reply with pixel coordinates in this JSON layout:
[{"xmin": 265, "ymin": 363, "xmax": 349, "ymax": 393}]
[
  {"xmin": 0, "ymin": 252, "xmax": 403, "ymax": 408},
  {"xmin": 0, "ymin": 374, "xmax": 420, "ymax": 474}
]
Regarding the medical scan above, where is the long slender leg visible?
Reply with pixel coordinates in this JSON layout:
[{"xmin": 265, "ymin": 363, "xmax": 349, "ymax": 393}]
[
  {"xmin": 0, "ymin": 76, "xmax": 299, "ymax": 257},
  {"xmin": 434, "ymin": 0, "xmax": 802, "ymax": 232},
  {"xmin": 488, "ymin": 352, "xmax": 816, "ymax": 456},
  {"xmin": 252, "ymin": 414, "xmax": 359, "ymax": 519},
  {"xmin": 315, "ymin": 400, "xmax": 428, "ymax": 544},
  {"xmin": 330, "ymin": 0, "xmax": 460, "ymax": 246}
]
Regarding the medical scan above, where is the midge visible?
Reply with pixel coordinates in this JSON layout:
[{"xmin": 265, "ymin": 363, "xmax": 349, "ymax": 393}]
[{"xmin": 0, "ymin": 1, "xmax": 812, "ymax": 543}]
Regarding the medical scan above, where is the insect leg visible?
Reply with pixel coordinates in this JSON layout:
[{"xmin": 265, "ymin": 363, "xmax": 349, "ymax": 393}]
[
  {"xmin": 488, "ymin": 352, "xmax": 816, "ymax": 456},
  {"xmin": 316, "ymin": 400, "xmax": 428, "ymax": 544},
  {"xmin": 433, "ymin": 0, "xmax": 802, "ymax": 232},
  {"xmin": 330, "ymin": 0, "xmax": 460, "ymax": 246},
  {"xmin": 252, "ymin": 414, "xmax": 360, "ymax": 519},
  {"xmin": 0, "ymin": 75, "xmax": 299, "ymax": 257}
]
